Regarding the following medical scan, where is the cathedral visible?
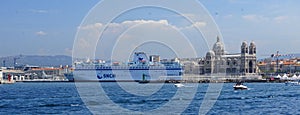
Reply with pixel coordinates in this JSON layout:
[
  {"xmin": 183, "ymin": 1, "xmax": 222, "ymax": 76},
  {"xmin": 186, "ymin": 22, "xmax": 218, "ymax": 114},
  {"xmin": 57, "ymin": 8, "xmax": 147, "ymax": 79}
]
[{"xmin": 181, "ymin": 36, "xmax": 258, "ymax": 76}]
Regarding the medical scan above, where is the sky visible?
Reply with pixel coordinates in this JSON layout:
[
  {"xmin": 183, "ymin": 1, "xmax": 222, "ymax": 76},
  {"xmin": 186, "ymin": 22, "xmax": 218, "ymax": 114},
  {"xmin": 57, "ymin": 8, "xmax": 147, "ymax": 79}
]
[{"xmin": 1, "ymin": 0, "xmax": 300, "ymax": 59}]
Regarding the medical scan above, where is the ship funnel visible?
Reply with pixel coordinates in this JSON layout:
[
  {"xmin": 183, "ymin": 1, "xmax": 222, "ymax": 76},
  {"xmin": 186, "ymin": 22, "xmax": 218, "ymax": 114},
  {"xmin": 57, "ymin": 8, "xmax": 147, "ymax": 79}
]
[{"xmin": 133, "ymin": 52, "xmax": 148, "ymax": 64}]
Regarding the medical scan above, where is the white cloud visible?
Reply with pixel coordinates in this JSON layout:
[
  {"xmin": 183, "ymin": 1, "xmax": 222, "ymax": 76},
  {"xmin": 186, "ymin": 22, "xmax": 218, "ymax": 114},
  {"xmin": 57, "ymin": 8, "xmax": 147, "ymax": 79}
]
[
  {"xmin": 224, "ymin": 14, "xmax": 233, "ymax": 19},
  {"xmin": 78, "ymin": 23, "xmax": 103, "ymax": 30},
  {"xmin": 35, "ymin": 31, "xmax": 47, "ymax": 36},
  {"xmin": 121, "ymin": 20, "xmax": 169, "ymax": 26},
  {"xmin": 74, "ymin": 19, "xmax": 217, "ymax": 59},
  {"xmin": 192, "ymin": 22, "xmax": 207, "ymax": 28},
  {"xmin": 78, "ymin": 20, "xmax": 209, "ymax": 35},
  {"xmin": 228, "ymin": 0, "xmax": 249, "ymax": 4},
  {"xmin": 242, "ymin": 14, "xmax": 269, "ymax": 22},
  {"xmin": 75, "ymin": 20, "xmax": 202, "ymax": 59},
  {"xmin": 179, "ymin": 21, "xmax": 206, "ymax": 30},
  {"xmin": 181, "ymin": 13, "xmax": 197, "ymax": 20},
  {"xmin": 273, "ymin": 16, "xmax": 288, "ymax": 23},
  {"xmin": 30, "ymin": 9, "xmax": 48, "ymax": 14},
  {"xmin": 104, "ymin": 20, "xmax": 172, "ymax": 34},
  {"xmin": 78, "ymin": 20, "xmax": 173, "ymax": 34},
  {"xmin": 79, "ymin": 20, "xmax": 169, "ymax": 29},
  {"xmin": 242, "ymin": 14, "xmax": 256, "ymax": 20},
  {"xmin": 242, "ymin": 14, "xmax": 289, "ymax": 24}
]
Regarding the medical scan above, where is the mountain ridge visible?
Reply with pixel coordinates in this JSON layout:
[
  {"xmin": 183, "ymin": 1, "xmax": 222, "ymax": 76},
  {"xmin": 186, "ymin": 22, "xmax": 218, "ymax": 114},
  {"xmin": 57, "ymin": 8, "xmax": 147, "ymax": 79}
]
[{"xmin": 0, "ymin": 55, "xmax": 72, "ymax": 67}]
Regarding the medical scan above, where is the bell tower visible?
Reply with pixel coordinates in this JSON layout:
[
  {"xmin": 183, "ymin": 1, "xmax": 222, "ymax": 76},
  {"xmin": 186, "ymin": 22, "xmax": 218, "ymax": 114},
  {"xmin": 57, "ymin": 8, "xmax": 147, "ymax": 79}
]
[
  {"xmin": 241, "ymin": 41, "xmax": 248, "ymax": 54},
  {"xmin": 240, "ymin": 41, "xmax": 257, "ymax": 75},
  {"xmin": 249, "ymin": 42, "xmax": 256, "ymax": 55},
  {"xmin": 248, "ymin": 42, "xmax": 257, "ymax": 73},
  {"xmin": 240, "ymin": 41, "xmax": 248, "ymax": 74}
]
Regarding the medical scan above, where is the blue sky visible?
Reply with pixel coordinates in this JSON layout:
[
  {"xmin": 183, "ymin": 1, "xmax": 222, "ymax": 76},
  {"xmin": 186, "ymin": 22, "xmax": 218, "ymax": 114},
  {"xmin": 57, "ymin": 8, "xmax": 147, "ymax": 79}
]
[{"xmin": 1, "ymin": 0, "xmax": 300, "ymax": 59}]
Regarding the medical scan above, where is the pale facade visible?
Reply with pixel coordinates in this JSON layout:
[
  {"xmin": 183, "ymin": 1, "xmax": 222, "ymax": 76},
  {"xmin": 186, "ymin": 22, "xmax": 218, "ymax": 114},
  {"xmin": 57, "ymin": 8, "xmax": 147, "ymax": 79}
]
[{"xmin": 181, "ymin": 36, "xmax": 258, "ymax": 76}]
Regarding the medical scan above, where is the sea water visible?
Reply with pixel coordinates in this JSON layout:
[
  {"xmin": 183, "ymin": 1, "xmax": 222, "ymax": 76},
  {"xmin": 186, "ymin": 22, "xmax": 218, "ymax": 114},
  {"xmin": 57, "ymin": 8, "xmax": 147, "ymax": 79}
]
[{"xmin": 0, "ymin": 82, "xmax": 299, "ymax": 114}]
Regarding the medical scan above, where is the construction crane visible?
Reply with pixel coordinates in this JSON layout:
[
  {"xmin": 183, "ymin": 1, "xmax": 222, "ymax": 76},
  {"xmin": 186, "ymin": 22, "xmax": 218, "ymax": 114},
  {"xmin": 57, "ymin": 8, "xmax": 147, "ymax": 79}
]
[
  {"xmin": 13, "ymin": 54, "xmax": 22, "ymax": 67},
  {"xmin": 275, "ymin": 51, "xmax": 279, "ymax": 73},
  {"xmin": 2, "ymin": 57, "xmax": 9, "ymax": 67},
  {"xmin": 2, "ymin": 60, "xmax": 5, "ymax": 67}
]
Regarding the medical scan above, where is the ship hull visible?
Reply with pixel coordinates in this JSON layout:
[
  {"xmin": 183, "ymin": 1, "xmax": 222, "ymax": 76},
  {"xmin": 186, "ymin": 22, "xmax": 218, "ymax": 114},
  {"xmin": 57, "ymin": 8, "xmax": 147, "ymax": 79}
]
[{"xmin": 73, "ymin": 68, "xmax": 183, "ymax": 82}]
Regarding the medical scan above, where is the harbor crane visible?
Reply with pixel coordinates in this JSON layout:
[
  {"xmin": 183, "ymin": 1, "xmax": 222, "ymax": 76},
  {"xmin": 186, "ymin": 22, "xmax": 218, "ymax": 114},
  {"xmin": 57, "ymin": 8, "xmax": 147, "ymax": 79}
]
[
  {"xmin": 13, "ymin": 54, "xmax": 22, "ymax": 67},
  {"xmin": 2, "ymin": 60, "xmax": 5, "ymax": 67}
]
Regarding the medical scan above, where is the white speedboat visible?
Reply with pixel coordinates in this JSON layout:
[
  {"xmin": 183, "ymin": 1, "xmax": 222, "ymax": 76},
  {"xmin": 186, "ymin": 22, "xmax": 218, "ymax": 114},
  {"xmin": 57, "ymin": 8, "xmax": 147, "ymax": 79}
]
[
  {"xmin": 174, "ymin": 83, "xmax": 184, "ymax": 88},
  {"xmin": 233, "ymin": 82, "xmax": 248, "ymax": 90},
  {"xmin": 285, "ymin": 80, "xmax": 300, "ymax": 86}
]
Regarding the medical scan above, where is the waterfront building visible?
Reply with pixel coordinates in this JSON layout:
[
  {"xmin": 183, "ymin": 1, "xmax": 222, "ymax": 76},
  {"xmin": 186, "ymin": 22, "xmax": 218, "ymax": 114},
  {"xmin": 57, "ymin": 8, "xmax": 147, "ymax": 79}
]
[
  {"xmin": 258, "ymin": 54, "xmax": 300, "ymax": 75},
  {"xmin": 0, "ymin": 65, "xmax": 70, "ymax": 81},
  {"xmin": 180, "ymin": 36, "xmax": 258, "ymax": 77}
]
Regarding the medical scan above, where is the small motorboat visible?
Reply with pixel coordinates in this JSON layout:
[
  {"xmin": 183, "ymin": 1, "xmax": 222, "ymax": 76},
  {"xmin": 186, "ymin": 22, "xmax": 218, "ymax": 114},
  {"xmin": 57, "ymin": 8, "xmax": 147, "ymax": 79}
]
[
  {"xmin": 233, "ymin": 82, "xmax": 248, "ymax": 90},
  {"xmin": 174, "ymin": 83, "xmax": 184, "ymax": 88}
]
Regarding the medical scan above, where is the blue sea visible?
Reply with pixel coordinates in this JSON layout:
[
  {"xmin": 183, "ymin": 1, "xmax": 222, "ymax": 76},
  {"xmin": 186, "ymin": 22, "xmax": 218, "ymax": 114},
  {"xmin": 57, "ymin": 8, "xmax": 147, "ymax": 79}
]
[{"xmin": 0, "ymin": 82, "xmax": 299, "ymax": 114}]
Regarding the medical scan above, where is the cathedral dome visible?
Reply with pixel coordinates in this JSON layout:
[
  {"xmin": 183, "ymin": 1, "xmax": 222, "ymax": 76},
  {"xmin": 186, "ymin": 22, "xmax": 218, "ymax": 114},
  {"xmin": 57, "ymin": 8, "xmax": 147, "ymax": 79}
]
[
  {"xmin": 213, "ymin": 42, "xmax": 225, "ymax": 51},
  {"xmin": 213, "ymin": 36, "xmax": 225, "ymax": 55}
]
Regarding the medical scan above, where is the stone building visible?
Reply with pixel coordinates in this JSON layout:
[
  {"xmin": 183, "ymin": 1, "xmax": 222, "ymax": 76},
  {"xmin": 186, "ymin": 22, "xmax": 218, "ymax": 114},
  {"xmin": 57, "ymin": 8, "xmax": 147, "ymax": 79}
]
[
  {"xmin": 181, "ymin": 36, "xmax": 258, "ymax": 76},
  {"xmin": 258, "ymin": 54, "xmax": 300, "ymax": 74}
]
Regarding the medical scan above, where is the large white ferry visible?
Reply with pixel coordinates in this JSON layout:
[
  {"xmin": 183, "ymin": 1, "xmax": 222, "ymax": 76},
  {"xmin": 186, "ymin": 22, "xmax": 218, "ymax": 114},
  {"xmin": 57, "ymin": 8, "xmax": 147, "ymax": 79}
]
[{"xmin": 72, "ymin": 52, "xmax": 183, "ymax": 82}]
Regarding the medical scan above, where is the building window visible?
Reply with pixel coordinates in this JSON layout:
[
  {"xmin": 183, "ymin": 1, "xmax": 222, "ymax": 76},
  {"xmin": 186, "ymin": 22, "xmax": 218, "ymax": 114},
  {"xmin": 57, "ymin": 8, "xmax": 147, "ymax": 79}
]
[{"xmin": 233, "ymin": 61, "xmax": 237, "ymax": 65}]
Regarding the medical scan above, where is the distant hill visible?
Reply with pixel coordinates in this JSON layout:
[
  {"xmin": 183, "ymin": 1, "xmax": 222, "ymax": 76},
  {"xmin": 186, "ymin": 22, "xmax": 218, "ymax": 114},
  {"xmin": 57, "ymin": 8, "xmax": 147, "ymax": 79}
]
[{"xmin": 0, "ymin": 55, "xmax": 72, "ymax": 67}]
